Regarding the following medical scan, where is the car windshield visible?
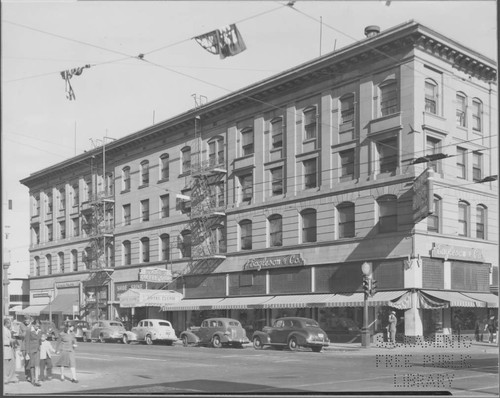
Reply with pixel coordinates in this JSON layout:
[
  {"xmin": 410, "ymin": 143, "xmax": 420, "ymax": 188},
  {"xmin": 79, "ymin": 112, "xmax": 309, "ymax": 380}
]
[
  {"xmin": 109, "ymin": 322, "xmax": 124, "ymax": 327},
  {"xmin": 158, "ymin": 322, "xmax": 171, "ymax": 327},
  {"xmin": 303, "ymin": 319, "xmax": 319, "ymax": 327}
]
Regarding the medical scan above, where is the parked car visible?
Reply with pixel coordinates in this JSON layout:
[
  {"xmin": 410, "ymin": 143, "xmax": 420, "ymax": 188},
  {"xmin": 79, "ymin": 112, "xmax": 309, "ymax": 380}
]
[
  {"xmin": 180, "ymin": 318, "xmax": 249, "ymax": 348},
  {"xmin": 83, "ymin": 320, "xmax": 126, "ymax": 343},
  {"xmin": 122, "ymin": 319, "xmax": 178, "ymax": 345},
  {"xmin": 63, "ymin": 320, "xmax": 90, "ymax": 342},
  {"xmin": 39, "ymin": 320, "xmax": 59, "ymax": 341},
  {"xmin": 252, "ymin": 317, "xmax": 330, "ymax": 352}
]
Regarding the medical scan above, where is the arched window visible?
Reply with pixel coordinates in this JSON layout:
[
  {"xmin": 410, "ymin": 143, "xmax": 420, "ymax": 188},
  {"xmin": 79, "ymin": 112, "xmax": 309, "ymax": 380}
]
[
  {"xmin": 301, "ymin": 209, "xmax": 317, "ymax": 243},
  {"xmin": 122, "ymin": 166, "xmax": 131, "ymax": 191},
  {"xmin": 34, "ymin": 256, "xmax": 40, "ymax": 276},
  {"xmin": 181, "ymin": 147, "xmax": 191, "ymax": 174},
  {"xmin": 268, "ymin": 214, "xmax": 283, "ymax": 247},
  {"xmin": 239, "ymin": 220, "xmax": 252, "ymax": 250},
  {"xmin": 427, "ymin": 195, "xmax": 441, "ymax": 233},
  {"xmin": 379, "ymin": 80, "xmax": 398, "ymax": 116},
  {"xmin": 160, "ymin": 154, "xmax": 169, "ymax": 180},
  {"xmin": 140, "ymin": 237, "xmax": 150, "ymax": 263},
  {"xmin": 180, "ymin": 230, "xmax": 191, "ymax": 258},
  {"xmin": 71, "ymin": 250, "xmax": 78, "ymax": 271},
  {"xmin": 456, "ymin": 92, "xmax": 467, "ymax": 127},
  {"xmin": 337, "ymin": 202, "xmax": 355, "ymax": 238},
  {"xmin": 140, "ymin": 160, "xmax": 149, "ymax": 186},
  {"xmin": 472, "ymin": 98, "xmax": 482, "ymax": 132},
  {"xmin": 377, "ymin": 195, "xmax": 398, "ymax": 233},
  {"xmin": 58, "ymin": 252, "xmax": 65, "ymax": 274},
  {"xmin": 46, "ymin": 254, "xmax": 52, "ymax": 275},
  {"xmin": 458, "ymin": 200, "xmax": 470, "ymax": 237},
  {"xmin": 425, "ymin": 79, "xmax": 438, "ymax": 114},
  {"xmin": 160, "ymin": 234, "xmax": 170, "ymax": 261},
  {"xmin": 476, "ymin": 205, "xmax": 487, "ymax": 239},
  {"xmin": 122, "ymin": 240, "xmax": 131, "ymax": 265}
]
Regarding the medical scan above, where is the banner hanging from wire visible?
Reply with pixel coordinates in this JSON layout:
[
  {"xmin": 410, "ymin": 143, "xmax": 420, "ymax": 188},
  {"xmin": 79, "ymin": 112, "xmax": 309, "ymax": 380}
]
[
  {"xmin": 193, "ymin": 24, "xmax": 246, "ymax": 59},
  {"xmin": 60, "ymin": 65, "xmax": 91, "ymax": 100}
]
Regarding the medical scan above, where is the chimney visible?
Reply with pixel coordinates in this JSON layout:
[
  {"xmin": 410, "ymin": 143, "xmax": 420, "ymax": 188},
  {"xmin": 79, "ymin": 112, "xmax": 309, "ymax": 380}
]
[{"xmin": 364, "ymin": 25, "xmax": 381, "ymax": 38}]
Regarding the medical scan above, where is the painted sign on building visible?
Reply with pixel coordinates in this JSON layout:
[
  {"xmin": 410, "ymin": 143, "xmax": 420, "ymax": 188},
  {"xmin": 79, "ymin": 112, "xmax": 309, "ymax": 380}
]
[
  {"xmin": 55, "ymin": 281, "xmax": 80, "ymax": 288},
  {"xmin": 115, "ymin": 281, "xmax": 147, "ymax": 300},
  {"xmin": 431, "ymin": 243, "xmax": 485, "ymax": 262},
  {"xmin": 244, "ymin": 254, "xmax": 304, "ymax": 271},
  {"xmin": 413, "ymin": 168, "xmax": 434, "ymax": 224},
  {"xmin": 139, "ymin": 268, "xmax": 172, "ymax": 283},
  {"xmin": 119, "ymin": 289, "xmax": 183, "ymax": 308}
]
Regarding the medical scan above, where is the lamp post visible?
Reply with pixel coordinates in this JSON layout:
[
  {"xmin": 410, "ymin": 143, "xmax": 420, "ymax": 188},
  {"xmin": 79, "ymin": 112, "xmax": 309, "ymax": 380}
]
[{"xmin": 361, "ymin": 262, "xmax": 372, "ymax": 348}]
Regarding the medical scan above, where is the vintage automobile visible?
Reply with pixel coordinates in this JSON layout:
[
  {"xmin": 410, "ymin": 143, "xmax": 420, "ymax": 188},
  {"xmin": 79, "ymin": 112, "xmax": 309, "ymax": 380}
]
[
  {"xmin": 180, "ymin": 318, "xmax": 249, "ymax": 348},
  {"xmin": 252, "ymin": 317, "xmax": 330, "ymax": 352},
  {"xmin": 122, "ymin": 319, "xmax": 178, "ymax": 345},
  {"xmin": 63, "ymin": 320, "xmax": 90, "ymax": 342},
  {"xmin": 83, "ymin": 320, "xmax": 126, "ymax": 343}
]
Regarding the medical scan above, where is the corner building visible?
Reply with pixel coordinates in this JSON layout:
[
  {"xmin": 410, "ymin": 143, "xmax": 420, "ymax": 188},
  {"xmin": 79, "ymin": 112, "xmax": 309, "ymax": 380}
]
[{"xmin": 20, "ymin": 21, "xmax": 498, "ymax": 341}]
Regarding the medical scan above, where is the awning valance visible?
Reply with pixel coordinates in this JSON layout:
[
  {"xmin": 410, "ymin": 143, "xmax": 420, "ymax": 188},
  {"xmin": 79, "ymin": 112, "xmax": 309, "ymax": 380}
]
[
  {"xmin": 261, "ymin": 294, "xmax": 335, "ymax": 309},
  {"xmin": 212, "ymin": 296, "xmax": 275, "ymax": 309},
  {"xmin": 161, "ymin": 298, "xmax": 224, "ymax": 311},
  {"xmin": 324, "ymin": 291, "xmax": 411, "ymax": 309},
  {"xmin": 17, "ymin": 305, "xmax": 46, "ymax": 316},
  {"xmin": 420, "ymin": 290, "xmax": 488, "ymax": 308},
  {"xmin": 461, "ymin": 292, "xmax": 498, "ymax": 308},
  {"xmin": 41, "ymin": 292, "xmax": 79, "ymax": 315},
  {"xmin": 9, "ymin": 305, "xmax": 24, "ymax": 313},
  {"xmin": 120, "ymin": 289, "xmax": 183, "ymax": 308}
]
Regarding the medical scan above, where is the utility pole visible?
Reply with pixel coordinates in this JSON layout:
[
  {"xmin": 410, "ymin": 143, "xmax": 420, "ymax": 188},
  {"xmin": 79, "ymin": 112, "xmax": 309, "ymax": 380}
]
[{"xmin": 361, "ymin": 262, "xmax": 372, "ymax": 348}]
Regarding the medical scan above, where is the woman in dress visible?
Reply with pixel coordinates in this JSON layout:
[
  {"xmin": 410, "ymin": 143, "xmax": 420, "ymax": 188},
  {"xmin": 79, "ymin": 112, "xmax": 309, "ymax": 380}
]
[{"xmin": 55, "ymin": 324, "xmax": 78, "ymax": 383}]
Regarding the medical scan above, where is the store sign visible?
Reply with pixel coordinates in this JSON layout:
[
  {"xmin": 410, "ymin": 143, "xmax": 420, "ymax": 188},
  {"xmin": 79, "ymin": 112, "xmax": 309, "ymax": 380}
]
[
  {"xmin": 139, "ymin": 268, "xmax": 172, "ymax": 283},
  {"xmin": 244, "ymin": 254, "xmax": 304, "ymax": 271},
  {"xmin": 115, "ymin": 282, "xmax": 147, "ymax": 300},
  {"xmin": 413, "ymin": 168, "xmax": 434, "ymax": 224},
  {"xmin": 85, "ymin": 292, "xmax": 96, "ymax": 304},
  {"xmin": 120, "ymin": 289, "xmax": 183, "ymax": 308},
  {"xmin": 431, "ymin": 243, "xmax": 485, "ymax": 262},
  {"xmin": 56, "ymin": 281, "xmax": 80, "ymax": 288}
]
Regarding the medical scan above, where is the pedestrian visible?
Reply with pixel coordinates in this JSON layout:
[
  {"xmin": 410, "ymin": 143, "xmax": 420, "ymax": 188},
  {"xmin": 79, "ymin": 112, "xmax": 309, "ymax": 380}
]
[
  {"xmin": 486, "ymin": 316, "xmax": 497, "ymax": 344},
  {"xmin": 388, "ymin": 311, "xmax": 397, "ymax": 345},
  {"xmin": 453, "ymin": 314, "xmax": 461, "ymax": 338},
  {"xmin": 3, "ymin": 318, "xmax": 19, "ymax": 384},
  {"xmin": 39, "ymin": 333, "xmax": 55, "ymax": 381},
  {"xmin": 19, "ymin": 316, "xmax": 32, "ymax": 382},
  {"xmin": 55, "ymin": 324, "xmax": 79, "ymax": 383},
  {"xmin": 23, "ymin": 319, "xmax": 42, "ymax": 386},
  {"xmin": 475, "ymin": 318, "xmax": 484, "ymax": 342}
]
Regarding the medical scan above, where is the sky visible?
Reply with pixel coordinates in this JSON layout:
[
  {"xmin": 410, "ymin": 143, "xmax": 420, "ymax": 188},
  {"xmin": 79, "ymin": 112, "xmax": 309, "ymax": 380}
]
[{"xmin": 1, "ymin": 0, "xmax": 497, "ymax": 278}]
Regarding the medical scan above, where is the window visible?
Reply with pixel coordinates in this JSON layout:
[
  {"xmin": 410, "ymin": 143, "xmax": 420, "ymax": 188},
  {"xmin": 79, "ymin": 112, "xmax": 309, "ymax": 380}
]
[
  {"xmin": 59, "ymin": 221, "xmax": 66, "ymax": 239},
  {"xmin": 301, "ymin": 209, "xmax": 317, "ymax": 243},
  {"xmin": 140, "ymin": 160, "xmax": 149, "ymax": 186},
  {"xmin": 84, "ymin": 179, "xmax": 92, "ymax": 202},
  {"xmin": 476, "ymin": 205, "xmax": 486, "ymax": 239},
  {"xmin": 456, "ymin": 93, "xmax": 467, "ymax": 127},
  {"xmin": 59, "ymin": 188, "xmax": 65, "ymax": 211},
  {"xmin": 303, "ymin": 158, "xmax": 318, "ymax": 189},
  {"xmin": 472, "ymin": 99, "xmax": 482, "ymax": 132},
  {"xmin": 337, "ymin": 202, "xmax": 355, "ymax": 238},
  {"xmin": 32, "ymin": 225, "xmax": 40, "ymax": 245},
  {"xmin": 181, "ymin": 147, "xmax": 191, "ymax": 174},
  {"xmin": 46, "ymin": 254, "xmax": 52, "ymax": 275},
  {"xmin": 271, "ymin": 167, "xmax": 284, "ymax": 196},
  {"xmin": 215, "ymin": 182, "xmax": 225, "ymax": 207},
  {"xmin": 340, "ymin": 94, "xmax": 355, "ymax": 125},
  {"xmin": 46, "ymin": 192, "xmax": 53, "ymax": 214},
  {"xmin": 304, "ymin": 106, "xmax": 317, "ymax": 140},
  {"xmin": 71, "ymin": 250, "xmax": 78, "ymax": 271},
  {"xmin": 58, "ymin": 252, "xmax": 65, "ymax": 274},
  {"xmin": 458, "ymin": 201, "xmax": 469, "ymax": 237},
  {"xmin": 160, "ymin": 154, "xmax": 169, "ymax": 180},
  {"xmin": 241, "ymin": 128, "xmax": 254, "ymax": 156},
  {"xmin": 239, "ymin": 220, "xmax": 252, "ymax": 250},
  {"xmin": 240, "ymin": 173, "xmax": 253, "ymax": 203},
  {"xmin": 35, "ymin": 256, "xmax": 40, "ymax": 276},
  {"xmin": 122, "ymin": 167, "xmax": 131, "ymax": 191},
  {"xmin": 180, "ymin": 230, "xmax": 191, "ymax": 258},
  {"xmin": 378, "ymin": 195, "xmax": 397, "ymax": 233},
  {"xmin": 123, "ymin": 204, "xmax": 131, "ymax": 226},
  {"xmin": 377, "ymin": 137, "xmax": 398, "ymax": 175},
  {"xmin": 105, "ymin": 173, "xmax": 114, "ymax": 196},
  {"xmin": 33, "ymin": 194, "xmax": 40, "ymax": 216},
  {"xmin": 457, "ymin": 147, "xmax": 467, "ymax": 179},
  {"xmin": 271, "ymin": 118, "xmax": 283, "ymax": 150},
  {"xmin": 122, "ymin": 241, "xmax": 131, "ymax": 265},
  {"xmin": 160, "ymin": 234, "xmax": 170, "ymax": 261},
  {"xmin": 72, "ymin": 217, "xmax": 79, "ymax": 237},
  {"xmin": 141, "ymin": 199, "xmax": 149, "ymax": 222},
  {"xmin": 425, "ymin": 79, "xmax": 438, "ymax": 114},
  {"xmin": 472, "ymin": 152, "xmax": 482, "ymax": 182},
  {"xmin": 340, "ymin": 149, "xmax": 355, "ymax": 181},
  {"xmin": 268, "ymin": 214, "xmax": 283, "ymax": 247},
  {"xmin": 427, "ymin": 196, "xmax": 441, "ymax": 233},
  {"xmin": 380, "ymin": 80, "xmax": 398, "ymax": 116},
  {"xmin": 211, "ymin": 225, "xmax": 226, "ymax": 254},
  {"xmin": 426, "ymin": 137, "xmax": 441, "ymax": 173},
  {"xmin": 47, "ymin": 224, "xmax": 53, "ymax": 242},
  {"xmin": 72, "ymin": 184, "xmax": 79, "ymax": 207},
  {"xmin": 160, "ymin": 194, "xmax": 170, "ymax": 218},
  {"xmin": 140, "ymin": 237, "xmax": 150, "ymax": 263},
  {"xmin": 208, "ymin": 137, "xmax": 224, "ymax": 166}
]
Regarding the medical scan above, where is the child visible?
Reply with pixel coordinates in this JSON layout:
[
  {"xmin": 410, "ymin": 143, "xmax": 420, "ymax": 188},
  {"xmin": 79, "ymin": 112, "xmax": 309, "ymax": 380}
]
[{"xmin": 39, "ymin": 333, "xmax": 55, "ymax": 381}]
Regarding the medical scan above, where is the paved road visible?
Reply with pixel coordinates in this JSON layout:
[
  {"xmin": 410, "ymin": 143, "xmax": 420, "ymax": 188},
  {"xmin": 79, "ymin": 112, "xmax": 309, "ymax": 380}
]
[{"xmin": 4, "ymin": 340, "xmax": 498, "ymax": 396}]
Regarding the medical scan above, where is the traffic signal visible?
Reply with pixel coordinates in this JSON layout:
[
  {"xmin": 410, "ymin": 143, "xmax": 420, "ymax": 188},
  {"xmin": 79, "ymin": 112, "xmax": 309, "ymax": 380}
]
[
  {"xmin": 362, "ymin": 277, "xmax": 371, "ymax": 297},
  {"xmin": 370, "ymin": 279, "xmax": 378, "ymax": 297}
]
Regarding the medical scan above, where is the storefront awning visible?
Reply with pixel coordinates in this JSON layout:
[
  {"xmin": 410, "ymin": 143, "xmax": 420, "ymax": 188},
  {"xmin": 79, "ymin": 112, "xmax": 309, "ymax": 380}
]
[
  {"xmin": 461, "ymin": 292, "xmax": 498, "ymax": 308},
  {"xmin": 161, "ymin": 298, "xmax": 224, "ymax": 311},
  {"xmin": 120, "ymin": 289, "xmax": 183, "ymax": 308},
  {"xmin": 212, "ymin": 296, "xmax": 275, "ymax": 309},
  {"xmin": 9, "ymin": 305, "xmax": 24, "ymax": 313},
  {"xmin": 17, "ymin": 305, "xmax": 46, "ymax": 316},
  {"xmin": 41, "ymin": 292, "xmax": 79, "ymax": 315},
  {"xmin": 261, "ymin": 294, "xmax": 336, "ymax": 309},
  {"xmin": 324, "ymin": 291, "xmax": 411, "ymax": 309},
  {"xmin": 420, "ymin": 290, "xmax": 488, "ymax": 308}
]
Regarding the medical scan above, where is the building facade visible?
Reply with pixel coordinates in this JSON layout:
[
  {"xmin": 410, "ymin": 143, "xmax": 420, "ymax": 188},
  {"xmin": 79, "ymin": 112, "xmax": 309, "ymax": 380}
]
[{"xmin": 20, "ymin": 21, "xmax": 498, "ymax": 341}]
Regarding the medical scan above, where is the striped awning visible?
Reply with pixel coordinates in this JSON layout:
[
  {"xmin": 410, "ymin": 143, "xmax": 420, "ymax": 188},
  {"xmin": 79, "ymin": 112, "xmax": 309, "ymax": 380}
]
[
  {"xmin": 461, "ymin": 292, "xmax": 498, "ymax": 308},
  {"xmin": 421, "ymin": 290, "xmax": 487, "ymax": 308},
  {"xmin": 161, "ymin": 298, "xmax": 224, "ymax": 311},
  {"xmin": 324, "ymin": 291, "xmax": 411, "ymax": 309},
  {"xmin": 261, "ymin": 294, "xmax": 336, "ymax": 309},
  {"xmin": 16, "ymin": 305, "xmax": 46, "ymax": 316},
  {"xmin": 212, "ymin": 296, "xmax": 275, "ymax": 309}
]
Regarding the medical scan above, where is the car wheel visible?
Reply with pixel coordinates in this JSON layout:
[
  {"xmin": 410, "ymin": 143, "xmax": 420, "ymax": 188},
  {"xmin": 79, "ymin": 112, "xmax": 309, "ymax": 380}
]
[
  {"xmin": 212, "ymin": 335, "xmax": 222, "ymax": 348},
  {"xmin": 182, "ymin": 336, "xmax": 189, "ymax": 347},
  {"xmin": 253, "ymin": 336, "xmax": 263, "ymax": 350},
  {"xmin": 311, "ymin": 346, "xmax": 322, "ymax": 353},
  {"xmin": 145, "ymin": 335, "xmax": 153, "ymax": 345},
  {"xmin": 122, "ymin": 335, "xmax": 129, "ymax": 344},
  {"xmin": 288, "ymin": 336, "xmax": 299, "ymax": 351},
  {"xmin": 99, "ymin": 334, "xmax": 105, "ymax": 343}
]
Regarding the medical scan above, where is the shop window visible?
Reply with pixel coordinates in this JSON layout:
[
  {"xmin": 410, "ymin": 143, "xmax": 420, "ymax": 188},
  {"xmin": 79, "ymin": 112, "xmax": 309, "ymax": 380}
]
[
  {"xmin": 337, "ymin": 202, "xmax": 355, "ymax": 238},
  {"xmin": 377, "ymin": 195, "xmax": 397, "ymax": 233}
]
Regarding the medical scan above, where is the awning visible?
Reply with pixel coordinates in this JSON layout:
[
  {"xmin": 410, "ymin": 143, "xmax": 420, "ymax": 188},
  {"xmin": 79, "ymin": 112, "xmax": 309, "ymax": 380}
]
[
  {"xmin": 420, "ymin": 290, "xmax": 487, "ymax": 308},
  {"xmin": 17, "ymin": 305, "xmax": 46, "ymax": 316},
  {"xmin": 212, "ymin": 296, "xmax": 275, "ymax": 309},
  {"xmin": 9, "ymin": 305, "xmax": 24, "ymax": 313},
  {"xmin": 161, "ymin": 298, "xmax": 224, "ymax": 311},
  {"xmin": 324, "ymin": 291, "xmax": 411, "ymax": 309},
  {"xmin": 41, "ymin": 292, "xmax": 79, "ymax": 315},
  {"xmin": 261, "ymin": 294, "xmax": 336, "ymax": 309},
  {"xmin": 120, "ymin": 289, "xmax": 183, "ymax": 308},
  {"xmin": 461, "ymin": 292, "xmax": 499, "ymax": 308}
]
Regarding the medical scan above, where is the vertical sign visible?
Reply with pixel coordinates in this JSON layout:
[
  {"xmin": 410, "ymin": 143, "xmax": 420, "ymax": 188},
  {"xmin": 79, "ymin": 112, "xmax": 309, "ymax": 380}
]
[{"xmin": 412, "ymin": 168, "xmax": 434, "ymax": 224}]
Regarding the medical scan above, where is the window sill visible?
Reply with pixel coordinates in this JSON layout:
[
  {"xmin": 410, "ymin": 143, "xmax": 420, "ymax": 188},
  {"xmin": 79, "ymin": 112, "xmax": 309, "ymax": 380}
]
[
  {"xmin": 157, "ymin": 178, "xmax": 170, "ymax": 184},
  {"xmin": 178, "ymin": 171, "xmax": 192, "ymax": 178},
  {"xmin": 138, "ymin": 184, "xmax": 149, "ymax": 189},
  {"xmin": 302, "ymin": 137, "xmax": 317, "ymax": 145},
  {"xmin": 121, "ymin": 189, "xmax": 131, "ymax": 194}
]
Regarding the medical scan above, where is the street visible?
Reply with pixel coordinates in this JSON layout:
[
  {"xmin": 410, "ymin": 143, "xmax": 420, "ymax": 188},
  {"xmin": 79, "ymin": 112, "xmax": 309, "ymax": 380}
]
[{"xmin": 4, "ymin": 340, "xmax": 498, "ymax": 396}]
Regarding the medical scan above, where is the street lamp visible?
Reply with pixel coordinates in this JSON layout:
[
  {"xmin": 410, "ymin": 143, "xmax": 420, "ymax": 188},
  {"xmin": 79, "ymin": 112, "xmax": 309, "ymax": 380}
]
[{"xmin": 361, "ymin": 262, "xmax": 372, "ymax": 348}]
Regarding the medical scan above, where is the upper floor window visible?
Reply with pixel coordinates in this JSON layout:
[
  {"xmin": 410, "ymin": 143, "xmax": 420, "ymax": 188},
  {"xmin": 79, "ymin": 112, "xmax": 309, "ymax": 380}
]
[
  {"xmin": 160, "ymin": 194, "xmax": 170, "ymax": 218},
  {"xmin": 301, "ymin": 208, "xmax": 317, "ymax": 243},
  {"xmin": 32, "ymin": 225, "xmax": 40, "ymax": 245},
  {"xmin": 472, "ymin": 98, "xmax": 482, "ymax": 132},
  {"xmin": 303, "ymin": 106, "xmax": 317, "ymax": 140},
  {"xmin": 59, "ymin": 221, "xmax": 66, "ymax": 239},
  {"xmin": 271, "ymin": 117, "xmax": 283, "ymax": 150},
  {"xmin": 303, "ymin": 158, "xmax": 318, "ymax": 189},
  {"xmin": 105, "ymin": 173, "xmax": 114, "ymax": 196},
  {"xmin": 72, "ymin": 184, "xmax": 79, "ymax": 207},
  {"xmin": 72, "ymin": 217, "xmax": 79, "ymax": 237},
  {"xmin": 380, "ymin": 80, "xmax": 398, "ymax": 116},
  {"xmin": 240, "ymin": 173, "xmax": 253, "ymax": 203},
  {"xmin": 140, "ymin": 237, "xmax": 150, "ymax": 263},
  {"xmin": 476, "ymin": 205, "xmax": 486, "ymax": 240},
  {"xmin": 71, "ymin": 249, "xmax": 78, "ymax": 271},
  {"xmin": 140, "ymin": 160, "xmax": 149, "ymax": 186},
  {"xmin": 181, "ymin": 146, "xmax": 191, "ymax": 174},
  {"xmin": 122, "ymin": 167, "xmax": 131, "ymax": 191},
  {"xmin": 208, "ymin": 137, "xmax": 224, "ymax": 166},
  {"xmin": 33, "ymin": 194, "xmax": 40, "ymax": 216},
  {"xmin": 47, "ymin": 223, "xmax": 53, "ymax": 242},
  {"xmin": 141, "ymin": 199, "xmax": 149, "ymax": 222},
  {"xmin": 215, "ymin": 182, "xmax": 225, "ymax": 207},
  {"xmin": 239, "ymin": 219, "xmax": 252, "ymax": 250},
  {"xmin": 122, "ymin": 240, "xmax": 131, "ymax": 265},
  {"xmin": 271, "ymin": 167, "xmax": 284, "ymax": 196},
  {"xmin": 377, "ymin": 137, "xmax": 398, "ymax": 175},
  {"xmin": 46, "ymin": 192, "xmax": 53, "ymax": 214},
  {"xmin": 337, "ymin": 202, "xmax": 355, "ymax": 238},
  {"xmin": 427, "ymin": 195, "xmax": 441, "ymax": 233},
  {"xmin": 425, "ymin": 79, "xmax": 438, "ymax": 114},
  {"xmin": 472, "ymin": 151, "xmax": 482, "ymax": 182},
  {"xmin": 457, "ymin": 147, "xmax": 467, "ymax": 179},
  {"xmin": 123, "ymin": 204, "xmax": 131, "ymax": 226},
  {"xmin": 59, "ymin": 188, "xmax": 65, "ymax": 211},
  {"xmin": 268, "ymin": 214, "xmax": 283, "ymax": 247},
  {"xmin": 426, "ymin": 136, "xmax": 441, "ymax": 173},
  {"xmin": 180, "ymin": 230, "xmax": 192, "ymax": 258},
  {"xmin": 211, "ymin": 225, "xmax": 226, "ymax": 254},
  {"xmin": 85, "ymin": 179, "xmax": 92, "ymax": 202},
  {"xmin": 377, "ymin": 195, "xmax": 397, "ymax": 233},
  {"xmin": 458, "ymin": 201, "xmax": 470, "ymax": 237},
  {"xmin": 46, "ymin": 254, "xmax": 52, "ymax": 275},
  {"xmin": 160, "ymin": 234, "xmax": 170, "ymax": 261},
  {"xmin": 340, "ymin": 94, "xmax": 355, "ymax": 125},
  {"xmin": 58, "ymin": 252, "xmax": 65, "ymax": 274},
  {"xmin": 34, "ymin": 256, "xmax": 40, "ymax": 276},
  {"xmin": 456, "ymin": 92, "xmax": 467, "ymax": 127},
  {"xmin": 241, "ymin": 127, "xmax": 254, "ymax": 156},
  {"xmin": 160, "ymin": 154, "xmax": 169, "ymax": 180},
  {"xmin": 340, "ymin": 149, "xmax": 355, "ymax": 181}
]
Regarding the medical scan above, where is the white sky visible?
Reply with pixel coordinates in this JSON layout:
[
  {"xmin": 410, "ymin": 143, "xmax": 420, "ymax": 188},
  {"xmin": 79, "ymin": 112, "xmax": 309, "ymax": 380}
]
[{"xmin": 1, "ymin": 0, "xmax": 497, "ymax": 277}]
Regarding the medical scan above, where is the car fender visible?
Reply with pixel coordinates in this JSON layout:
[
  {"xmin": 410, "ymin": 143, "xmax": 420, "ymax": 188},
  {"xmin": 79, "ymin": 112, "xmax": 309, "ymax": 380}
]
[
  {"xmin": 180, "ymin": 331, "xmax": 199, "ymax": 344},
  {"xmin": 288, "ymin": 331, "xmax": 308, "ymax": 345},
  {"xmin": 252, "ymin": 330, "xmax": 271, "ymax": 344},
  {"xmin": 214, "ymin": 331, "xmax": 230, "ymax": 343},
  {"xmin": 123, "ymin": 331, "xmax": 138, "ymax": 342}
]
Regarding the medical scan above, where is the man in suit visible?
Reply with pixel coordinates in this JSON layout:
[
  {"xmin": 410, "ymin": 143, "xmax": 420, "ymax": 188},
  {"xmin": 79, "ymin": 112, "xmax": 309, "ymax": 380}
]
[
  {"xmin": 23, "ymin": 319, "xmax": 42, "ymax": 386},
  {"xmin": 18, "ymin": 316, "xmax": 33, "ymax": 382}
]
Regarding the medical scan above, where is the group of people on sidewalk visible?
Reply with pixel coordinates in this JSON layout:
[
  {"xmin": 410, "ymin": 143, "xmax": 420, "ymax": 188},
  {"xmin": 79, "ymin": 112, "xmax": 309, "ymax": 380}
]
[
  {"xmin": 3, "ymin": 315, "xmax": 79, "ymax": 387},
  {"xmin": 475, "ymin": 316, "xmax": 498, "ymax": 343}
]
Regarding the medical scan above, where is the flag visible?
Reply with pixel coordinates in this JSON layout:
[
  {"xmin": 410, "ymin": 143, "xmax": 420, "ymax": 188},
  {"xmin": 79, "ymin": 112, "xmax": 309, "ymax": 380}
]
[
  {"xmin": 194, "ymin": 24, "xmax": 246, "ymax": 59},
  {"xmin": 60, "ymin": 64, "xmax": 91, "ymax": 100}
]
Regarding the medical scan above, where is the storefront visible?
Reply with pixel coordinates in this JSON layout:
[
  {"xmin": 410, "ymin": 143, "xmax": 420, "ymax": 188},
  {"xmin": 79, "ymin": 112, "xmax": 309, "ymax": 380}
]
[{"xmin": 39, "ymin": 281, "xmax": 80, "ymax": 327}]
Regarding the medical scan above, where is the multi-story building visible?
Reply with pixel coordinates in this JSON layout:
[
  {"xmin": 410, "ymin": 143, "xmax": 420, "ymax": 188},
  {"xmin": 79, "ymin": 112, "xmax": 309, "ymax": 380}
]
[{"xmin": 20, "ymin": 21, "xmax": 498, "ymax": 340}]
